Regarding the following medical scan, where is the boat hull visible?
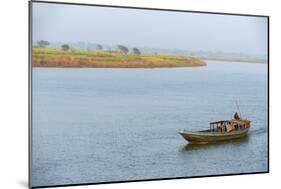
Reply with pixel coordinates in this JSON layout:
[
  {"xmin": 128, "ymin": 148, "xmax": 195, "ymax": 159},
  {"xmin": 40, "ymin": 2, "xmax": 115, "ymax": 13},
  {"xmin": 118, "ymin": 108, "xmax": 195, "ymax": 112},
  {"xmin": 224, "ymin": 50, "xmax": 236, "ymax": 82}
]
[{"xmin": 179, "ymin": 128, "xmax": 249, "ymax": 144}]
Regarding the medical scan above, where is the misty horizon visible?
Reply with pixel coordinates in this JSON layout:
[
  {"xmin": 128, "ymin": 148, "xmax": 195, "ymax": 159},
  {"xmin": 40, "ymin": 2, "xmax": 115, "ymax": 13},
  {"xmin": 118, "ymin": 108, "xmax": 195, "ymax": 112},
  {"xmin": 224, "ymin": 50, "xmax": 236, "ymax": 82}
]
[{"xmin": 32, "ymin": 2, "xmax": 268, "ymax": 58}]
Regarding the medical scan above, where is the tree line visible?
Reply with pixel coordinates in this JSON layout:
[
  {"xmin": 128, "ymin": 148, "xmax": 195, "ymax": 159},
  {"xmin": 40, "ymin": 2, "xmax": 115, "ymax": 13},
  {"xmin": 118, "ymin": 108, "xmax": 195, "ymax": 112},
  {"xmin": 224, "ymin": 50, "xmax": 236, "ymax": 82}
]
[{"xmin": 35, "ymin": 40, "xmax": 141, "ymax": 55}]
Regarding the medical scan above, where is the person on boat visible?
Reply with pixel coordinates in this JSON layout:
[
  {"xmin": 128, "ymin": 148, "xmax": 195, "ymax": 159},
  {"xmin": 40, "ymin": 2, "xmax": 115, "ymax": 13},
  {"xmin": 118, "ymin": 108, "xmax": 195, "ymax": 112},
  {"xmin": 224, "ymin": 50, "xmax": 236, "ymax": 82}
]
[{"xmin": 234, "ymin": 112, "xmax": 240, "ymax": 120}]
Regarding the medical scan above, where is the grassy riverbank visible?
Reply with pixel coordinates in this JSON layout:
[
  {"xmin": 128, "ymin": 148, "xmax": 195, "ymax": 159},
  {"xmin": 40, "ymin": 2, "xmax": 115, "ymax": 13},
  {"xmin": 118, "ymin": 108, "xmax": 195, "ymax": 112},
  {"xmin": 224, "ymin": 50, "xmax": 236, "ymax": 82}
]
[{"xmin": 32, "ymin": 48, "xmax": 207, "ymax": 68}]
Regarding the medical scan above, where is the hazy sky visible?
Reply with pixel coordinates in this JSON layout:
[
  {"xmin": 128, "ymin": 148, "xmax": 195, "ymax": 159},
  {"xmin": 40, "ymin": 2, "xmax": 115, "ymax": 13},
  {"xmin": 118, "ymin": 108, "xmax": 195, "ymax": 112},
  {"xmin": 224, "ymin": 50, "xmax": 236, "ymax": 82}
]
[{"xmin": 32, "ymin": 2, "xmax": 268, "ymax": 56}]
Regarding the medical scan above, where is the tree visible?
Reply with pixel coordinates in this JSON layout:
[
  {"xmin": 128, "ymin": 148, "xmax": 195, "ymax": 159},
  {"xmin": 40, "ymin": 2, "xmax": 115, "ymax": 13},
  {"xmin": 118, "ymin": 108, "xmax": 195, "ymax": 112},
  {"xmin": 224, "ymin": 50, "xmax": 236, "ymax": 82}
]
[
  {"xmin": 96, "ymin": 44, "xmax": 103, "ymax": 50},
  {"xmin": 37, "ymin": 40, "xmax": 50, "ymax": 48},
  {"xmin": 132, "ymin": 48, "xmax": 141, "ymax": 55},
  {"xmin": 117, "ymin": 45, "xmax": 129, "ymax": 54},
  {"xmin": 61, "ymin": 44, "xmax": 70, "ymax": 51}
]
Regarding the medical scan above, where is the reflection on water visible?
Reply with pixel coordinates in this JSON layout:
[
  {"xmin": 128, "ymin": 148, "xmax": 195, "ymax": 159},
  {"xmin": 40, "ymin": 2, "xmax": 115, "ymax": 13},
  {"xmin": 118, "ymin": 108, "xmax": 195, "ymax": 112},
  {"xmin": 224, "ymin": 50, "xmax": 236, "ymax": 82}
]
[{"xmin": 181, "ymin": 135, "xmax": 249, "ymax": 152}]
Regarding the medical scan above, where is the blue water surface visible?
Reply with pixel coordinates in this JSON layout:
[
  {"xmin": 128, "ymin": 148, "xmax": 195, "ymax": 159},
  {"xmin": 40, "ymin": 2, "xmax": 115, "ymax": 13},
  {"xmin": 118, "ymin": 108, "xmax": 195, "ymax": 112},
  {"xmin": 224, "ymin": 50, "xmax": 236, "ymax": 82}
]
[{"xmin": 32, "ymin": 61, "xmax": 268, "ymax": 187}]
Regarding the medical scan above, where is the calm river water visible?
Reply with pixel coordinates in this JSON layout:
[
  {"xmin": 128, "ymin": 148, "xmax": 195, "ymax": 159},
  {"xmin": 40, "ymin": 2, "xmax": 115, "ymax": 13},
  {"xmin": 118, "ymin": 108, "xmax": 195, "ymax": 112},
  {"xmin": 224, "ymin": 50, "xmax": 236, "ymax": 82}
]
[{"xmin": 32, "ymin": 61, "xmax": 268, "ymax": 187}]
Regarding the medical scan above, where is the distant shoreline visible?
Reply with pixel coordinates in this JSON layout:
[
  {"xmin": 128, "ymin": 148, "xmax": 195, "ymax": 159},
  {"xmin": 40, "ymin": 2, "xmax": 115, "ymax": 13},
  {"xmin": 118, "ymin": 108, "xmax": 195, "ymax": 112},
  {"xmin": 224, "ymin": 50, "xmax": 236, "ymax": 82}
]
[
  {"xmin": 32, "ymin": 48, "xmax": 207, "ymax": 68},
  {"xmin": 202, "ymin": 57, "xmax": 267, "ymax": 64}
]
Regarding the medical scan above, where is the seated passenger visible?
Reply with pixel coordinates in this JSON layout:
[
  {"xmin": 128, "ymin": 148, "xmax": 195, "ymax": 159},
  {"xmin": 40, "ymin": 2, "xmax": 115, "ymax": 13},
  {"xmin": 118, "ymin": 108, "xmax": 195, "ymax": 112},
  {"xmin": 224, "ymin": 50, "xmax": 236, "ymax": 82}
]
[{"xmin": 234, "ymin": 112, "xmax": 240, "ymax": 120}]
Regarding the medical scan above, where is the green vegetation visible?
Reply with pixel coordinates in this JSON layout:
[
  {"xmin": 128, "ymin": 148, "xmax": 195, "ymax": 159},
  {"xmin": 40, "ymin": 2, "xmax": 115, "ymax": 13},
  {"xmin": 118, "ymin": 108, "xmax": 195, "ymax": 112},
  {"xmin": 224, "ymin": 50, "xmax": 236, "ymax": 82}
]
[
  {"xmin": 117, "ymin": 45, "xmax": 129, "ymax": 54},
  {"xmin": 61, "ymin": 44, "xmax": 70, "ymax": 51},
  {"xmin": 133, "ymin": 48, "xmax": 141, "ymax": 55},
  {"xmin": 96, "ymin": 44, "xmax": 103, "ymax": 50},
  {"xmin": 32, "ymin": 47, "xmax": 207, "ymax": 68},
  {"xmin": 37, "ymin": 40, "xmax": 50, "ymax": 48}
]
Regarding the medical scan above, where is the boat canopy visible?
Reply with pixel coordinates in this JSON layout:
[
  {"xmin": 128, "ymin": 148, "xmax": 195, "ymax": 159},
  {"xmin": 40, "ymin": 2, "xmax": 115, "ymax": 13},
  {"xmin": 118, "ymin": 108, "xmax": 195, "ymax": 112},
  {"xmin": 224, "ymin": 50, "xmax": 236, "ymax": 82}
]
[
  {"xmin": 210, "ymin": 120, "xmax": 229, "ymax": 125},
  {"xmin": 210, "ymin": 119, "xmax": 250, "ymax": 126}
]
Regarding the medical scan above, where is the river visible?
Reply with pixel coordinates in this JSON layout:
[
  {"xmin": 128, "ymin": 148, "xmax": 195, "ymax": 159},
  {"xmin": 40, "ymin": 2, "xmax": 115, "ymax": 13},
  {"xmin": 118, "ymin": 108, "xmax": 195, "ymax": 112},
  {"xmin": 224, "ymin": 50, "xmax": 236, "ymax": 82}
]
[{"xmin": 31, "ymin": 60, "xmax": 268, "ymax": 187}]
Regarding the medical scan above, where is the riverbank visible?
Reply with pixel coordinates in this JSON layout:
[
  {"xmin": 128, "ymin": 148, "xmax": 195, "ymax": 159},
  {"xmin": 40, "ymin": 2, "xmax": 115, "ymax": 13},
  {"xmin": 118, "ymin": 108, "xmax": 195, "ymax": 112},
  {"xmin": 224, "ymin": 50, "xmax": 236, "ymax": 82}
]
[{"xmin": 32, "ymin": 48, "xmax": 207, "ymax": 68}]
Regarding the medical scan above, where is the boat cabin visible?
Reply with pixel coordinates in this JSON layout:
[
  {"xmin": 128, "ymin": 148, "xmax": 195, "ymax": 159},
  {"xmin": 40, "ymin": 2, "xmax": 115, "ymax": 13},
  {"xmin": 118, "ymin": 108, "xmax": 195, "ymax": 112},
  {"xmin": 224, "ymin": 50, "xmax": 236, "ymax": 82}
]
[{"xmin": 209, "ymin": 119, "xmax": 250, "ymax": 132}]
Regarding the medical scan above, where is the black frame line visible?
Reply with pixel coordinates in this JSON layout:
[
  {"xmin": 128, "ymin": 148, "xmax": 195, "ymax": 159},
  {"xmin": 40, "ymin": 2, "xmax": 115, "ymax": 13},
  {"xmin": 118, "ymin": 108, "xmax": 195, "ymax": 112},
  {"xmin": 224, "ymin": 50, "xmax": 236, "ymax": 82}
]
[
  {"xmin": 31, "ymin": 0, "xmax": 268, "ymax": 18},
  {"xmin": 28, "ymin": 1, "xmax": 33, "ymax": 188},
  {"xmin": 28, "ymin": 0, "xmax": 270, "ymax": 188}
]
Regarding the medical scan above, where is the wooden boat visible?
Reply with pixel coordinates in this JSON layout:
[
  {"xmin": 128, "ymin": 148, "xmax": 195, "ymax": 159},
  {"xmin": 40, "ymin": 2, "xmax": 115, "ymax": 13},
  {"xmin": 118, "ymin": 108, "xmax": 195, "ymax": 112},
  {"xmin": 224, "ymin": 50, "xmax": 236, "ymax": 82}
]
[{"xmin": 179, "ymin": 113, "xmax": 251, "ymax": 144}]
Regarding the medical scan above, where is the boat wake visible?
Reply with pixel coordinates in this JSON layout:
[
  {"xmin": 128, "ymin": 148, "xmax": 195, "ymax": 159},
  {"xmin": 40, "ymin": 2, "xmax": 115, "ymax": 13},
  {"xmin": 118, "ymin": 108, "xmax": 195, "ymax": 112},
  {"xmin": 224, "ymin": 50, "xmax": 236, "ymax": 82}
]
[{"xmin": 248, "ymin": 127, "xmax": 267, "ymax": 135}]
